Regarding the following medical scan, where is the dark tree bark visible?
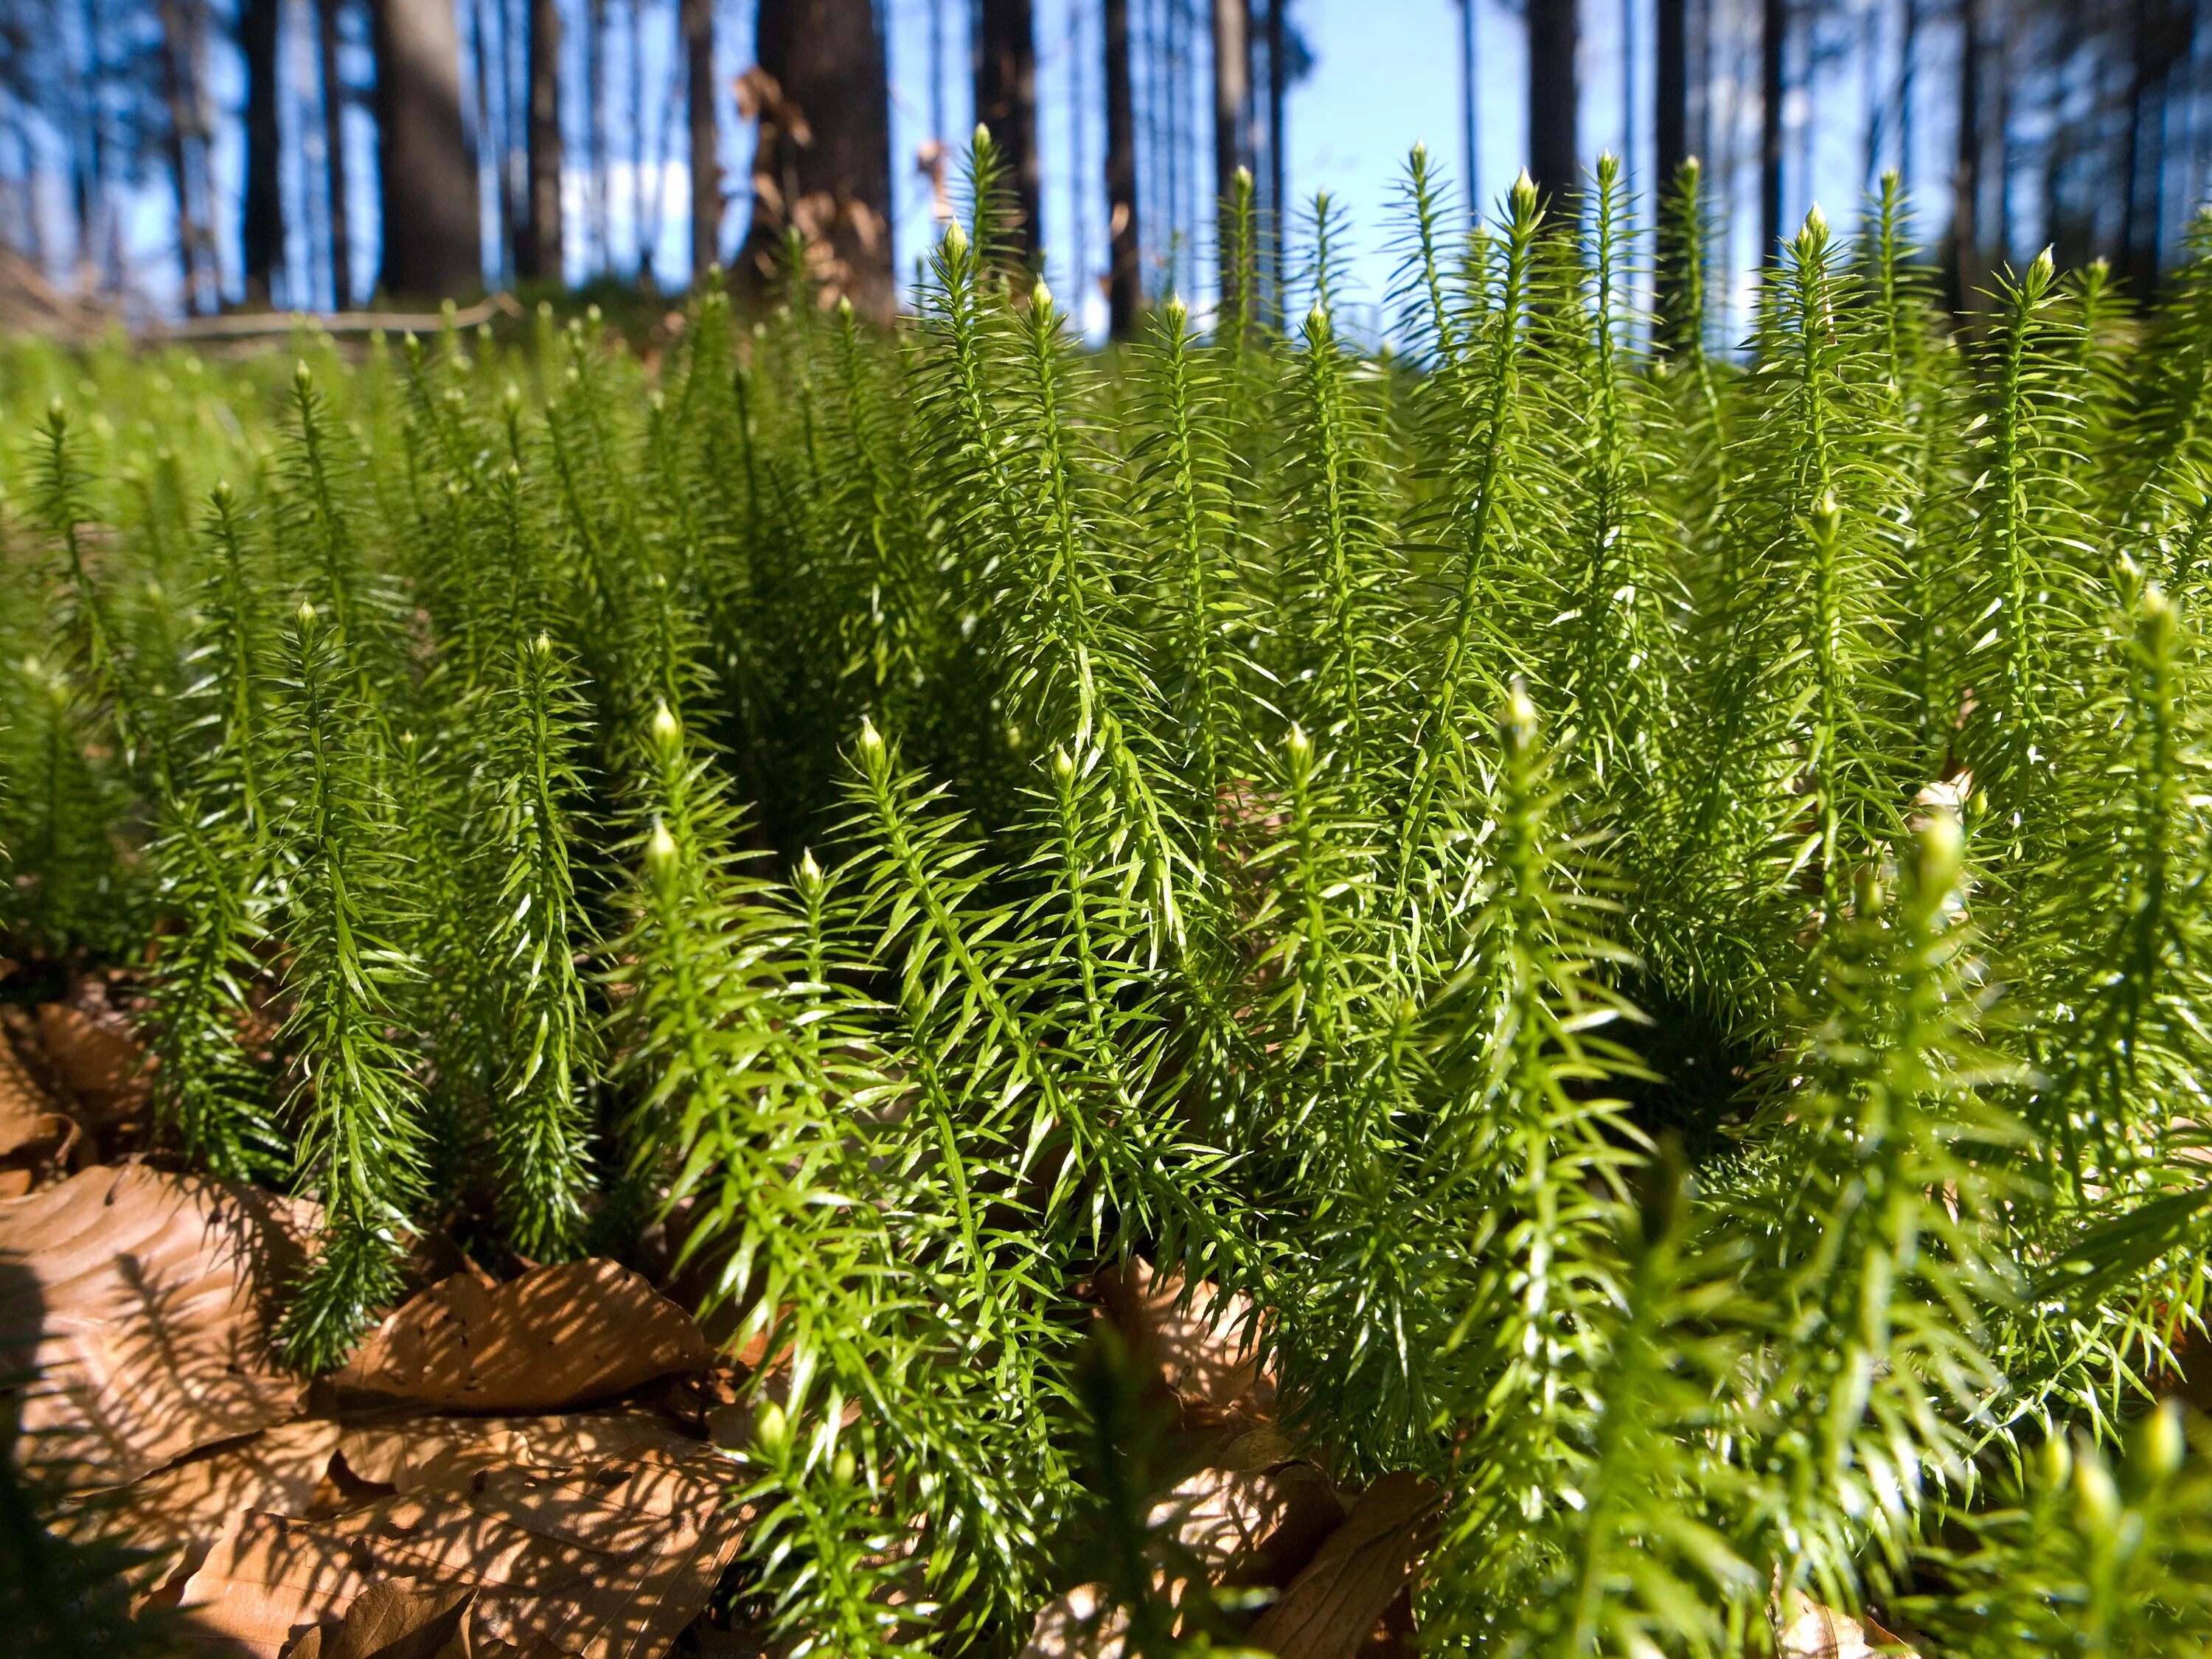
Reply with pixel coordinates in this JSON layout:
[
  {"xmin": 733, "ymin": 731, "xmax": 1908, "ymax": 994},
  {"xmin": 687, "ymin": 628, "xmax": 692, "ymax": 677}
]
[
  {"xmin": 1656, "ymin": 0, "xmax": 1686, "ymax": 186},
  {"xmin": 738, "ymin": 0, "xmax": 894, "ymax": 320},
  {"xmin": 974, "ymin": 0, "xmax": 1040, "ymax": 261},
  {"xmin": 1105, "ymin": 0, "xmax": 1141, "ymax": 337},
  {"xmin": 1526, "ymin": 0, "xmax": 1577, "ymax": 207},
  {"xmin": 2121, "ymin": 0, "xmax": 2192, "ymax": 292},
  {"xmin": 682, "ymin": 0, "xmax": 717, "ymax": 279},
  {"xmin": 1759, "ymin": 0, "xmax": 1784, "ymax": 263},
  {"xmin": 1654, "ymin": 0, "xmax": 1688, "ymax": 325},
  {"xmin": 518, "ymin": 0, "xmax": 561, "ymax": 282},
  {"xmin": 372, "ymin": 0, "xmax": 483, "ymax": 299},
  {"xmin": 1946, "ymin": 0, "xmax": 1980, "ymax": 312},
  {"xmin": 1211, "ymin": 0, "xmax": 1248, "ymax": 214},
  {"xmin": 156, "ymin": 0, "xmax": 211, "ymax": 313},
  {"xmin": 315, "ymin": 0, "xmax": 354, "ymax": 305},
  {"xmin": 241, "ymin": 0, "xmax": 282, "ymax": 304}
]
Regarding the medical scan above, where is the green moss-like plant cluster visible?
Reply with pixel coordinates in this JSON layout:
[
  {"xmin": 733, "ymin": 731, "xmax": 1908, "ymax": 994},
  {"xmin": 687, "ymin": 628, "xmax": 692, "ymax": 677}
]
[{"xmin": 10, "ymin": 142, "xmax": 2212, "ymax": 1652}]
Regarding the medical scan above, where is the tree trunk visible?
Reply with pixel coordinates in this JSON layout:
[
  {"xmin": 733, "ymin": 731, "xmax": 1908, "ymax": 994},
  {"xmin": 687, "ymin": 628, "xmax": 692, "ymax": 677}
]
[
  {"xmin": 1265, "ymin": 0, "xmax": 1285, "ymax": 302},
  {"xmin": 1656, "ymin": 0, "xmax": 1685, "ymax": 187},
  {"xmin": 627, "ymin": 0, "xmax": 646, "ymax": 277},
  {"xmin": 1898, "ymin": 0, "xmax": 1917, "ymax": 196},
  {"xmin": 518, "ymin": 0, "xmax": 561, "ymax": 282},
  {"xmin": 1211, "ymin": 0, "xmax": 1248, "ymax": 217},
  {"xmin": 242, "ymin": 0, "xmax": 283, "ymax": 304},
  {"xmin": 316, "ymin": 0, "xmax": 354, "ymax": 305},
  {"xmin": 588, "ymin": 0, "xmax": 608, "ymax": 268},
  {"xmin": 156, "ymin": 0, "xmax": 209, "ymax": 313},
  {"xmin": 1105, "ymin": 0, "xmax": 1141, "ymax": 337},
  {"xmin": 1654, "ymin": 0, "xmax": 1688, "ymax": 325},
  {"xmin": 737, "ymin": 0, "xmax": 894, "ymax": 320},
  {"xmin": 372, "ymin": 0, "xmax": 483, "ymax": 299},
  {"xmin": 1526, "ymin": 0, "xmax": 1577, "ymax": 208},
  {"xmin": 1760, "ymin": 0, "xmax": 1784, "ymax": 262},
  {"xmin": 1458, "ymin": 0, "xmax": 1478, "ymax": 205},
  {"xmin": 1947, "ymin": 0, "xmax": 1980, "ymax": 312},
  {"xmin": 2121, "ymin": 0, "xmax": 2190, "ymax": 293},
  {"xmin": 974, "ymin": 0, "xmax": 1040, "ymax": 261},
  {"xmin": 470, "ymin": 0, "xmax": 507, "ymax": 284},
  {"xmin": 683, "ymin": 0, "xmax": 717, "ymax": 280}
]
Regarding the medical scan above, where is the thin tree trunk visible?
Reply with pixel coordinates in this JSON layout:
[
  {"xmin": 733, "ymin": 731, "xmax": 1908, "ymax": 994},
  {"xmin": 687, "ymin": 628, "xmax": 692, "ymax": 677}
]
[
  {"xmin": 372, "ymin": 0, "xmax": 484, "ymax": 298},
  {"xmin": 1994, "ymin": 2, "xmax": 2011, "ymax": 266},
  {"xmin": 1527, "ymin": 0, "xmax": 1578, "ymax": 207},
  {"xmin": 1264, "ymin": 0, "xmax": 1284, "ymax": 303},
  {"xmin": 2121, "ymin": 0, "xmax": 2188, "ymax": 292},
  {"xmin": 1655, "ymin": 0, "xmax": 1687, "ymax": 322},
  {"xmin": 1760, "ymin": 0, "xmax": 1784, "ymax": 262},
  {"xmin": 588, "ymin": 0, "xmax": 608, "ymax": 270},
  {"xmin": 1898, "ymin": 0, "xmax": 1917, "ymax": 194},
  {"xmin": 737, "ymin": 0, "xmax": 894, "ymax": 319},
  {"xmin": 1105, "ymin": 0, "xmax": 1141, "ymax": 335},
  {"xmin": 1656, "ymin": 0, "xmax": 1686, "ymax": 189},
  {"xmin": 519, "ymin": 0, "xmax": 561, "ymax": 282},
  {"xmin": 156, "ymin": 0, "xmax": 208, "ymax": 313},
  {"xmin": 1947, "ymin": 0, "xmax": 1980, "ymax": 312},
  {"xmin": 1070, "ymin": 0, "xmax": 1089, "ymax": 296},
  {"xmin": 974, "ymin": 0, "xmax": 1041, "ymax": 260},
  {"xmin": 683, "ymin": 0, "xmax": 717, "ymax": 279},
  {"xmin": 316, "ymin": 0, "xmax": 354, "ymax": 305},
  {"xmin": 1458, "ymin": 0, "xmax": 1478, "ymax": 206},
  {"xmin": 1621, "ymin": 0, "xmax": 1635, "ymax": 197},
  {"xmin": 1211, "ymin": 0, "xmax": 1247, "ymax": 218},
  {"xmin": 470, "ymin": 0, "xmax": 508, "ymax": 285},
  {"xmin": 243, "ymin": 0, "xmax": 283, "ymax": 303},
  {"xmin": 627, "ymin": 0, "xmax": 645, "ymax": 276}
]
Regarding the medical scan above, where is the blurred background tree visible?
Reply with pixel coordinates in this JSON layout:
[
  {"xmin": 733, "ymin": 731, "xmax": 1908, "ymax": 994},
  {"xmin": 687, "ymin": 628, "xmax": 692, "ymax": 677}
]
[{"xmin": 0, "ymin": 0, "xmax": 2204, "ymax": 328}]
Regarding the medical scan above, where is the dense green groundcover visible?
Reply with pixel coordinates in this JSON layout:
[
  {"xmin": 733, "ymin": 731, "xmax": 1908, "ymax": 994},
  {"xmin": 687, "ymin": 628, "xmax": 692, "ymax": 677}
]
[{"xmin": 10, "ymin": 141, "xmax": 2212, "ymax": 1652}]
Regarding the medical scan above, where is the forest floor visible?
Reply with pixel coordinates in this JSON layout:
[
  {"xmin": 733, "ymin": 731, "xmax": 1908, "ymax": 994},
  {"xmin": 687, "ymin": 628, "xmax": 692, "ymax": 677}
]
[{"xmin": 0, "ymin": 959, "xmax": 1492, "ymax": 1659}]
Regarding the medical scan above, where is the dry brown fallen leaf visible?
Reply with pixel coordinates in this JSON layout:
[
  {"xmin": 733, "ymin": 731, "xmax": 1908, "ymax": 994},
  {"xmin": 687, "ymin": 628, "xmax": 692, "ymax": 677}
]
[
  {"xmin": 38, "ymin": 1000, "xmax": 151, "ymax": 1127},
  {"xmin": 288, "ymin": 1579, "xmax": 479, "ymax": 1659},
  {"xmin": 333, "ymin": 1260, "xmax": 713, "ymax": 1412},
  {"xmin": 338, "ymin": 1408, "xmax": 709, "ymax": 1492},
  {"xmin": 1243, "ymin": 1471, "xmax": 1439, "ymax": 1659},
  {"xmin": 0, "ymin": 1164, "xmax": 315, "ymax": 1489},
  {"xmin": 1777, "ymin": 1596, "xmax": 1920, "ymax": 1659},
  {"xmin": 179, "ymin": 1439, "xmax": 747, "ymax": 1659},
  {"xmin": 1021, "ymin": 1582, "xmax": 1132, "ymax": 1659},
  {"xmin": 0, "ymin": 1029, "xmax": 83, "ymax": 1197},
  {"xmin": 1019, "ymin": 1460, "xmax": 1346, "ymax": 1659},
  {"xmin": 1091, "ymin": 1259, "xmax": 1276, "ymax": 1428},
  {"xmin": 54, "ymin": 1415, "xmax": 344, "ymax": 1596},
  {"xmin": 1151, "ymin": 1461, "xmax": 1345, "ymax": 1591}
]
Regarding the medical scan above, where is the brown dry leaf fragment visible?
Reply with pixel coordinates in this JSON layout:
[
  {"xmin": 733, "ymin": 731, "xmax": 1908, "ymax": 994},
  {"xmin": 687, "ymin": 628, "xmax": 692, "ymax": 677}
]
[
  {"xmin": 1243, "ymin": 1472, "xmax": 1439, "ymax": 1659},
  {"xmin": 0, "ymin": 1028, "xmax": 82, "ymax": 1194},
  {"xmin": 333, "ymin": 1262, "xmax": 712, "ymax": 1412},
  {"xmin": 55, "ymin": 1415, "xmax": 343, "ymax": 1595},
  {"xmin": 178, "ymin": 1510, "xmax": 378, "ymax": 1658},
  {"xmin": 1091, "ymin": 1260, "xmax": 1275, "ymax": 1426},
  {"xmin": 37, "ymin": 1001, "xmax": 150, "ymax": 1127},
  {"xmin": 338, "ymin": 1410, "xmax": 707, "ymax": 1493},
  {"xmin": 1150, "ymin": 1463, "xmax": 1345, "ymax": 1590},
  {"xmin": 315, "ymin": 1579, "xmax": 476, "ymax": 1659},
  {"xmin": 180, "ymin": 1441, "xmax": 745, "ymax": 1659},
  {"xmin": 0, "ymin": 1164, "xmax": 315, "ymax": 1490},
  {"xmin": 1777, "ymin": 1596, "xmax": 1920, "ymax": 1658},
  {"xmin": 1020, "ymin": 1583, "xmax": 1130, "ymax": 1659}
]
